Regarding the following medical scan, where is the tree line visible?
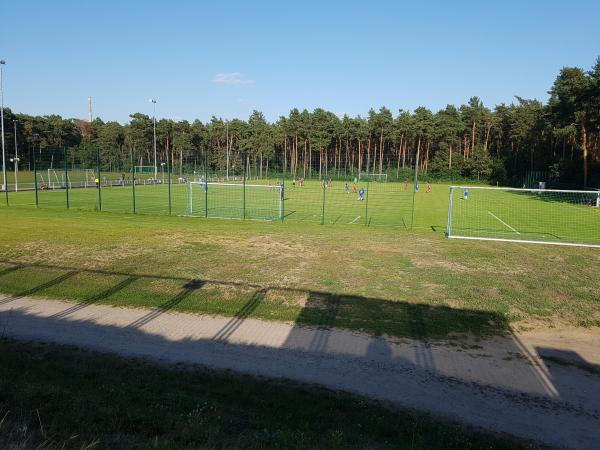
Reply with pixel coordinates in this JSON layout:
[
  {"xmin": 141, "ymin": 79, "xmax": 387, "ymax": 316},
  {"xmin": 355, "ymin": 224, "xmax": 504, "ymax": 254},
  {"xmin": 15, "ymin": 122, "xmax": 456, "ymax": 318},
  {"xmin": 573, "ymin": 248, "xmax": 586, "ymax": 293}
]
[{"xmin": 2, "ymin": 57, "xmax": 599, "ymax": 187}]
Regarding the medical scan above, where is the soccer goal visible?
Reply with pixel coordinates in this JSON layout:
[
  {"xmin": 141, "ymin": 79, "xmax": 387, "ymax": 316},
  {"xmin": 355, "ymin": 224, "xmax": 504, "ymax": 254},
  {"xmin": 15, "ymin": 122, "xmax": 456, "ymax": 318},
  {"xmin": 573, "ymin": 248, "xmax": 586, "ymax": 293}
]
[
  {"xmin": 186, "ymin": 181, "xmax": 283, "ymax": 221},
  {"xmin": 446, "ymin": 186, "xmax": 600, "ymax": 248},
  {"xmin": 85, "ymin": 169, "xmax": 96, "ymax": 187},
  {"xmin": 360, "ymin": 173, "xmax": 387, "ymax": 182},
  {"xmin": 47, "ymin": 169, "xmax": 67, "ymax": 189},
  {"xmin": 135, "ymin": 166, "xmax": 157, "ymax": 175}
]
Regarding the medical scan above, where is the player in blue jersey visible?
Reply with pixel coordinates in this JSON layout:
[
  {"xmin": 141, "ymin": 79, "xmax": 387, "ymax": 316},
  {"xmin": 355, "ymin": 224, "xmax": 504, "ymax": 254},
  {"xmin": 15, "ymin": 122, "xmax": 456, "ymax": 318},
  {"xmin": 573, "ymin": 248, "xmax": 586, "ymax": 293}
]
[{"xmin": 358, "ymin": 187, "xmax": 365, "ymax": 201}]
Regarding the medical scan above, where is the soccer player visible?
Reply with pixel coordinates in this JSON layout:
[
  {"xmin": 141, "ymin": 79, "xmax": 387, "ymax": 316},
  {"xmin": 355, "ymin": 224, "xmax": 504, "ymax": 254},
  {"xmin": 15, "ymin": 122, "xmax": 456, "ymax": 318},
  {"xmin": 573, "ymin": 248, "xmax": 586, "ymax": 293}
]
[
  {"xmin": 358, "ymin": 187, "xmax": 365, "ymax": 201},
  {"xmin": 415, "ymin": 182, "xmax": 419, "ymax": 192},
  {"xmin": 328, "ymin": 178, "xmax": 332, "ymax": 188},
  {"xmin": 345, "ymin": 182, "xmax": 350, "ymax": 194},
  {"xmin": 463, "ymin": 188, "xmax": 469, "ymax": 200},
  {"xmin": 426, "ymin": 182, "xmax": 431, "ymax": 193},
  {"xmin": 321, "ymin": 179, "xmax": 325, "ymax": 189},
  {"xmin": 292, "ymin": 178, "xmax": 296, "ymax": 188},
  {"xmin": 352, "ymin": 183, "xmax": 358, "ymax": 193},
  {"xmin": 404, "ymin": 179, "xmax": 409, "ymax": 190}
]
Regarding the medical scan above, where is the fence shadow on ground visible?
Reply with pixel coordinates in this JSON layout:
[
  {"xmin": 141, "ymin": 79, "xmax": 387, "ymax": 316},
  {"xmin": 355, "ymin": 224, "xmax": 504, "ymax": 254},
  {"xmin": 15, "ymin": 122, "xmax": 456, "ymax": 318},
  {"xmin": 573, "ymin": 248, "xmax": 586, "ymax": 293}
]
[{"xmin": 0, "ymin": 259, "xmax": 509, "ymax": 339}]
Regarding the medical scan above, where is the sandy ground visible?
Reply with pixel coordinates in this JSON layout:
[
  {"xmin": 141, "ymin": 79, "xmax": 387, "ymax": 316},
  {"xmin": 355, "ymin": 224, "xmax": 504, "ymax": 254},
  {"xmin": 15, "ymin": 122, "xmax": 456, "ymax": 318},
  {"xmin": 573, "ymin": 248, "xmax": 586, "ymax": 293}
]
[{"xmin": 1, "ymin": 295, "xmax": 599, "ymax": 449}]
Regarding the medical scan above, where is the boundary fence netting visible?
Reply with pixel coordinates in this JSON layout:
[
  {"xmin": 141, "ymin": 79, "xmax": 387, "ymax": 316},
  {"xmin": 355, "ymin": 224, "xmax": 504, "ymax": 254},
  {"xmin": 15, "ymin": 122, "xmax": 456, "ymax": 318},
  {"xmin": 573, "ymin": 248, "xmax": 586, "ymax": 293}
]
[{"xmin": 0, "ymin": 145, "xmax": 425, "ymax": 229}]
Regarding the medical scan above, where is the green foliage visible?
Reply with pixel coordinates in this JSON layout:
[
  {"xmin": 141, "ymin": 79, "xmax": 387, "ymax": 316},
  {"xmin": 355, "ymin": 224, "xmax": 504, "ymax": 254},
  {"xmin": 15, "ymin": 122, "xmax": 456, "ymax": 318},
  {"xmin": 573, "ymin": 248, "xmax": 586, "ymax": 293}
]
[{"xmin": 4, "ymin": 56, "xmax": 600, "ymax": 187}]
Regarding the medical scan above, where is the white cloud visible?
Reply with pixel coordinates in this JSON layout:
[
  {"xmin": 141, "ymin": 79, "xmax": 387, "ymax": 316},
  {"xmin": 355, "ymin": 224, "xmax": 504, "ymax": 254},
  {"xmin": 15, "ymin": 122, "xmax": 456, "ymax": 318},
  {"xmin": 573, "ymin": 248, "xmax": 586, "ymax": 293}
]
[{"xmin": 212, "ymin": 72, "xmax": 254, "ymax": 86}]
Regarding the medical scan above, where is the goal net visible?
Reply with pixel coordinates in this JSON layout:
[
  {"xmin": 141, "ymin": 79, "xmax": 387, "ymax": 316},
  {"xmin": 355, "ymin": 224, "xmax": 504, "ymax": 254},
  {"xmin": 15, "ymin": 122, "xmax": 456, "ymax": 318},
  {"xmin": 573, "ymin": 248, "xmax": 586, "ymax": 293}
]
[
  {"xmin": 186, "ymin": 181, "xmax": 283, "ymax": 221},
  {"xmin": 446, "ymin": 186, "xmax": 600, "ymax": 248},
  {"xmin": 135, "ymin": 166, "xmax": 157, "ymax": 175},
  {"xmin": 360, "ymin": 173, "xmax": 387, "ymax": 182}
]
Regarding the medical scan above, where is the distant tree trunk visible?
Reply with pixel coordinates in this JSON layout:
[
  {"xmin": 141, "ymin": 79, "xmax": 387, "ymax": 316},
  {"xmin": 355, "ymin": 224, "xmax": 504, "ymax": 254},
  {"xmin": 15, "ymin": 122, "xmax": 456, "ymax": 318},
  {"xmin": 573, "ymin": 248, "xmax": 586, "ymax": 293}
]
[
  {"xmin": 471, "ymin": 121, "xmax": 476, "ymax": 156},
  {"xmin": 303, "ymin": 139, "xmax": 307, "ymax": 178},
  {"xmin": 416, "ymin": 137, "xmax": 421, "ymax": 172},
  {"xmin": 425, "ymin": 141, "xmax": 430, "ymax": 173},
  {"xmin": 358, "ymin": 140, "xmax": 363, "ymax": 175},
  {"xmin": 283, "ymin": 137, "xmax": 288, "ymax": 175},
  {"xmin": 484, "ymin": 124, "xmax": 491, "ymax": 153},
  {"xmin": 319, "ymin": 149, "xmax": 322, "ymax": 179},
  {"xmin": 379, "ymin": 129, "xmax": 384, "ymax": 174},
  {"xmin": 449, "ymin": 144, "xmax": 452, "ymax": 169},
  {"xmin": 582, "ymin": 124, "xmax": 588, "ymax": 186},
  {"xmin": 366, "ymin": 138, "xmax": 371, "ymax": 176}
]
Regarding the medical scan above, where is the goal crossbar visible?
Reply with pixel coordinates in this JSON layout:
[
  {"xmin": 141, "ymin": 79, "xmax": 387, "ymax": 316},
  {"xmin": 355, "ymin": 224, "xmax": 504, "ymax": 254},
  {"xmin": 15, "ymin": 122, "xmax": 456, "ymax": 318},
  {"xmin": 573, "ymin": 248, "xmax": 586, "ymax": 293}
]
[
  {"xmin": 449, "ymin": 185, "xmax": 600, "ymax": 195},
  {"xmin": 189, "ymin": 181, "xmax": 282, "ymax": 189}
]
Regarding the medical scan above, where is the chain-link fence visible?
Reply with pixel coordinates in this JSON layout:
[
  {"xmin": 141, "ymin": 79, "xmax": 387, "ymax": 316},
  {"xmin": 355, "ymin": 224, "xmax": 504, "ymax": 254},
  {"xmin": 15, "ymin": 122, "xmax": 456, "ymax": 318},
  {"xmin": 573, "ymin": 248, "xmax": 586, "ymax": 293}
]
[{"xmin": 0, "ymin": 146, "xmax": 418, "ymax": 228}]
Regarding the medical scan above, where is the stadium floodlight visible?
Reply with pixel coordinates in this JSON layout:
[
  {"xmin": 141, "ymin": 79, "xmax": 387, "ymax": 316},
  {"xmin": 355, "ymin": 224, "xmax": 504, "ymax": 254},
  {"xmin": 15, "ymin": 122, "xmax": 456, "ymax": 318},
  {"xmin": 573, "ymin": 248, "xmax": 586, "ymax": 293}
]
[
  {"xmin": 149, "ymin": 98, "xmax": 157, "ymax": 179},
  {"xmin": 0, "ymin": 59, "xmax": 6, "ymax": 194},
  {"xmin": 446, "ymin": 185, "xmax": 600, "ymax": 248}
]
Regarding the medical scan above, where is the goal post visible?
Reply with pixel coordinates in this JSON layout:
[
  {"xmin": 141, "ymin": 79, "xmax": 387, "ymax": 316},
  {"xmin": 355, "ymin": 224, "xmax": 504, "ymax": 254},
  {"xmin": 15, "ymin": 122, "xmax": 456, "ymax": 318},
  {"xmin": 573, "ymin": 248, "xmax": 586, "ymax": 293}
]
[
  {"xmin": 446, "ymin": 186, "xmax": 600, "ymax": 248},
  {"xmin": 186, "ymin": 181, "xmax": 283, "ymax": 221}
]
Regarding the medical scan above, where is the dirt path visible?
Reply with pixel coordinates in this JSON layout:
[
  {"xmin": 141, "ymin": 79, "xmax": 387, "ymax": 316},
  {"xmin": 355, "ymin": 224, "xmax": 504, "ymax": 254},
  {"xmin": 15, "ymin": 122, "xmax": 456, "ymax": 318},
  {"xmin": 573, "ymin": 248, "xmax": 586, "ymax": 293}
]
[{"xmin": 1, "ymin": 295, "xmax": 599, "ymax": 449}]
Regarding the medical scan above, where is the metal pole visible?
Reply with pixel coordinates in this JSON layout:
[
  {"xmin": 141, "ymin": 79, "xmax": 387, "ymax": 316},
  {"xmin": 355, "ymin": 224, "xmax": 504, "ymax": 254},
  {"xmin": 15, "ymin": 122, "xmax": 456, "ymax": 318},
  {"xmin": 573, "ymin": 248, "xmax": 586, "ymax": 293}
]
[
  {"xmin": 167, "ymin": 153, "xmax": 171, "ymax": 216},
  {"xmin": 204, "ymin": 149, "xmax": 208, "ymax": 218},
  {"xmin": 96, "ymin": 146, "xmax": 102, "ymax": 211},
  {"xmin": 131, "ymin": 147, "xmax": 136, "ymax": 214},
  {"xmin": 243, "ymin": 153, "xmax": 247, "ymax": 220},
  {"xmin": 446, "ymin": 187, "xmax": 454, "ymax": 236},
  {"xmin": 365, "ymin": 181, "xmax": 369, "ymax": 226},
  {"xmin": 410, "ymin": 146, "xmax": 420, "ymax": 230},
  {"xmin": 33, "ymin": 145, "xmax": 38, "ymax": 207},
  {"xmin": 0, "ymin": 60, "xmax": 8, "ymax": 204},
  {"xmin": 280, "ymin": 178, "xmax": 284, "ymax": 222},
  {"xmin": 321, "ymin": 181, "xmax": 325, "ymax": 225},
  {"xmin": 226, "ymin": 121, "xmax": 229, "ymax": 181},
  {"xmin": 13, "ymin": 120, "xmax": 18, "ymax": 192},
  {"xmin": 64, "ymin": 147, "xmax": 69, "ymax": 208},
  {"xmin": 150, "ymin": 99, "xmax": 157, "ymax": 179}
]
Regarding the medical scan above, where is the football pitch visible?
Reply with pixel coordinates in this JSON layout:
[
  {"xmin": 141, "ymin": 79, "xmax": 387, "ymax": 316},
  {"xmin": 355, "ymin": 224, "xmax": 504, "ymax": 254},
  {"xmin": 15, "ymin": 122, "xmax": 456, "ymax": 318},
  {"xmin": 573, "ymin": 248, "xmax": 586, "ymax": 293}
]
[{"xmin": 3, "ymin": 177, "xmax": 599, "ymax": 247}]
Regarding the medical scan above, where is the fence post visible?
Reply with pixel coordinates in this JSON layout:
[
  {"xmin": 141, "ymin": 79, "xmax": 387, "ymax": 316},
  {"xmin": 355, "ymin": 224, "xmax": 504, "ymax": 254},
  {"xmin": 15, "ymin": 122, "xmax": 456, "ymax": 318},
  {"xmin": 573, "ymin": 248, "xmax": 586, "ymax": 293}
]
[
  {"xmin": 410, "ymin": 149, "xmax": 420, "ymax": 230},
  {"xmin": 446, "ymin": 187, "xmax": 454, "ymax": 236},
  {"xmin": 281, "ymin": 178, "xmax": 285, "ymax": 222},
  {"xmin": 167, "ymin": 151, "xmax": 172, "ymax": 216},
  {"xmin": 321, "ymin": 180, "xmax": 325, "ymax": 225},
  {"xmin": 131, "ymin": 147, "xmax": 136, "ymax": 214},
  {"xmin": 204, "ymin": 149, "xmax": 208, "ymax": 218},
  {"xmin": 32, "ymin": 146, "xmax": 38, "ymax": 208},
  {"xmin": 364, "ymin": 181, "xmax": 369, "ymax": 226},
  {"xmin": 64, "ymin": 147, "xmax": 69, "ymax": 209},
  {"xmin": 96, "ymin": 147, "xmax": 102, "ymax": 211},
  {"xmin": 243, "ymin": 153, "xmax": 247, "ymax": 220}
]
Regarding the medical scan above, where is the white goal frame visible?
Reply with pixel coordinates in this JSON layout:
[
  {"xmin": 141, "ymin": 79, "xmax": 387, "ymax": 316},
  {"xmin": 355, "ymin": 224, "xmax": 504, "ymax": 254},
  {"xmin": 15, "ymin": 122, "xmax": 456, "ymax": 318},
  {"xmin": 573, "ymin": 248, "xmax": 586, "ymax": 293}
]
[
  {"xmin": 187, "ymin": 181, "xmax": 284, "ymax": 220},
  {"xmin": 446, "ymin": 185, "xmax": 600, "ymax": 248},
  {"xmin": 134, "ymin": 165, "xmax": 157, "ymax": 175},
  {"xmin": 360, "ymin": 173, "xmax": 387, "ymax": 182}
]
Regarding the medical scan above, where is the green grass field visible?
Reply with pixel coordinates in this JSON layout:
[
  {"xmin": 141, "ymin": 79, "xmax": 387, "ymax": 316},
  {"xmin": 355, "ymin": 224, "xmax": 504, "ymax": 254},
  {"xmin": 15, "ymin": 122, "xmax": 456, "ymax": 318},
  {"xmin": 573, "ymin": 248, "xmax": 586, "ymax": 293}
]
[
  {"xmin": 3, "ymin": 176, "xmax": 599, "ymax": 246},
  {"xmin": 0, "ymin": 205, "xmax": 598, "ymax": 337},
  {"xmin": 0, "ymin": 176, "xmax": 597, "ymax": 448}
]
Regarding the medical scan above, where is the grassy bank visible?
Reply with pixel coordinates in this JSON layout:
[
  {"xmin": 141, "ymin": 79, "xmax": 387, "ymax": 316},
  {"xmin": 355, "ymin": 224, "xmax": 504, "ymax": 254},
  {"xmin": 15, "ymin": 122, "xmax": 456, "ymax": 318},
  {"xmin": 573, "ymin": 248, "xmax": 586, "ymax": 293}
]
[{"xmin": 0, "ymin": 208, "xmax": 598, "ymax": 338}]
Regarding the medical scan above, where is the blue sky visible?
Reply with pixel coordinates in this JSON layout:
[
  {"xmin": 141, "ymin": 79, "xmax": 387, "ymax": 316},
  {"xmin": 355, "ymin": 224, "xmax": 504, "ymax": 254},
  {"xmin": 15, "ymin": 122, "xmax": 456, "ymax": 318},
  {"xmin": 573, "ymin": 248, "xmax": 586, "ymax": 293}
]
[{"xmin": 1, "ymin": 0, "xmax": 599, "ymax": 123}]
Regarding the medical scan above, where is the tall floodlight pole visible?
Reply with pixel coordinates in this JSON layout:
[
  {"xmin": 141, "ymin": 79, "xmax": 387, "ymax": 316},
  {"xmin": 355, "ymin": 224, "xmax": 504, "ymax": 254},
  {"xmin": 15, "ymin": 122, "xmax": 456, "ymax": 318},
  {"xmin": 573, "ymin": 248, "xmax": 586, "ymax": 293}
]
[
  {"xmin": 149, "ymin": 98, "xmax": 157, "ymax": 179},
  {"xmin": 0, "ymin": 60, "xmax": 6, "ymax": 194},
  {"xmin": 13, "ymin": 120, "xmax": 18, "ymax": 191}
]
